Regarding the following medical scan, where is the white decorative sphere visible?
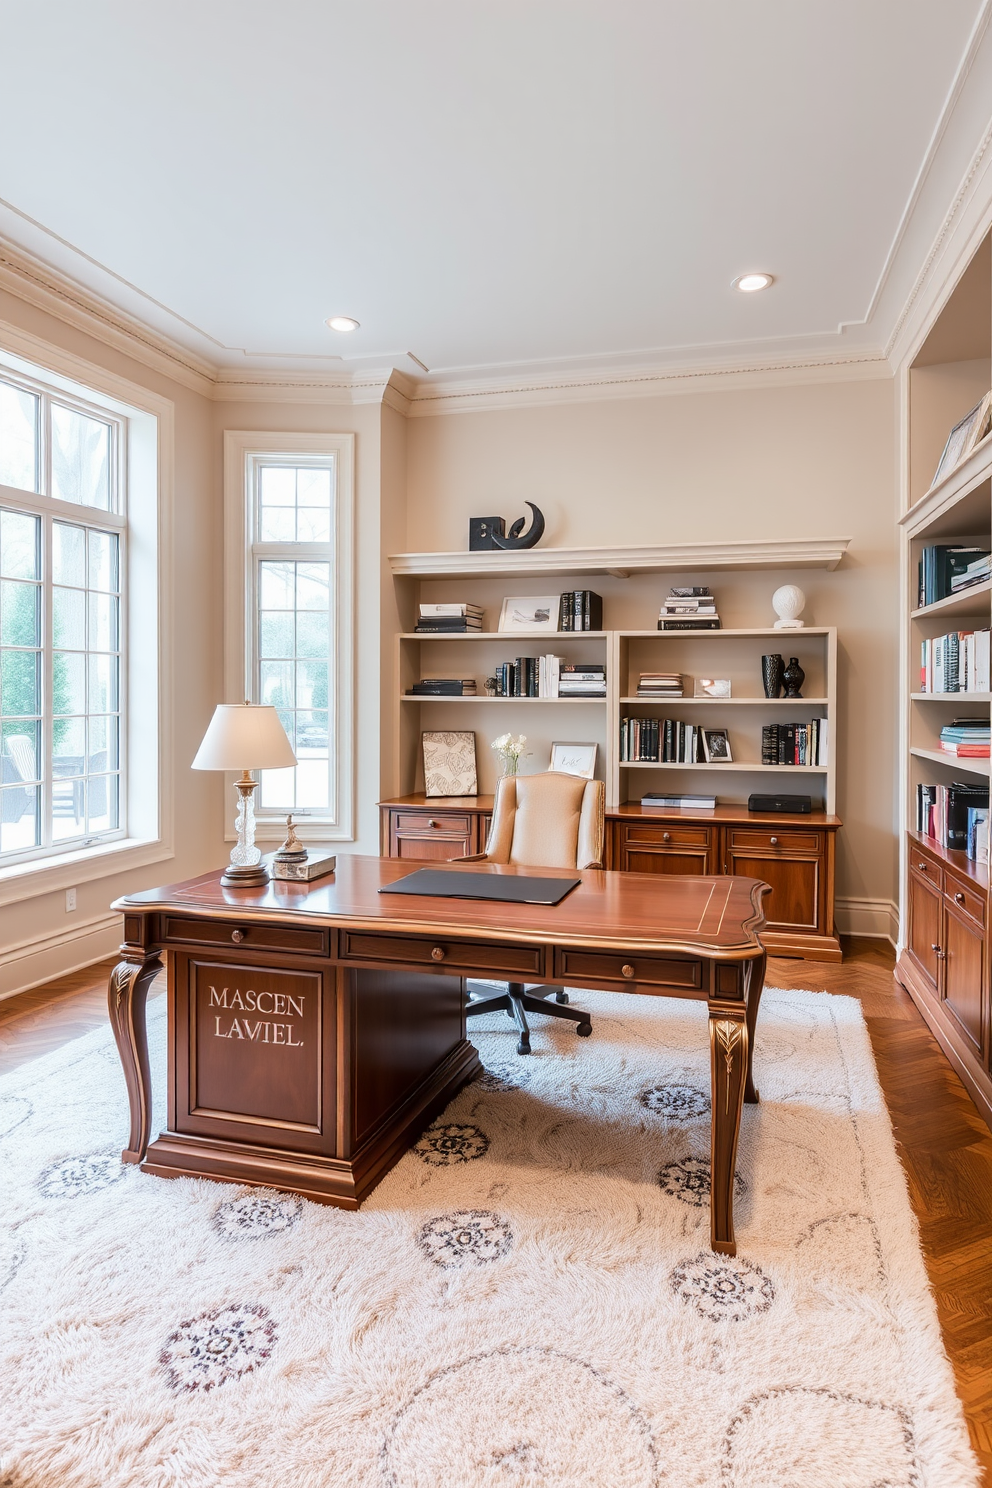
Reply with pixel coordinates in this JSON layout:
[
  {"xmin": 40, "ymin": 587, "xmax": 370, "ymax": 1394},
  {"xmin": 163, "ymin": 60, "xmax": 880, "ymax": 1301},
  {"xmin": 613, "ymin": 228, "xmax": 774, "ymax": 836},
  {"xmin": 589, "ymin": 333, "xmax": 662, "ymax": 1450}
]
[{"xmin": 772, "ymin": 584, "xmax": 806, "ymax": 629}]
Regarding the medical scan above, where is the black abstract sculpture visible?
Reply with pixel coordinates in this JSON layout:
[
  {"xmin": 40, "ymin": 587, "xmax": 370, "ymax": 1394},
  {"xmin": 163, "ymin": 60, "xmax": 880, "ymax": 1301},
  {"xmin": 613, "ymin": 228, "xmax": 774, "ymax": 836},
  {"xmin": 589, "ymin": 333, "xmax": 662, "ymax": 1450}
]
[{"xmin": 490, "ymin": 502, "xmax": 545, "ymax": 550}]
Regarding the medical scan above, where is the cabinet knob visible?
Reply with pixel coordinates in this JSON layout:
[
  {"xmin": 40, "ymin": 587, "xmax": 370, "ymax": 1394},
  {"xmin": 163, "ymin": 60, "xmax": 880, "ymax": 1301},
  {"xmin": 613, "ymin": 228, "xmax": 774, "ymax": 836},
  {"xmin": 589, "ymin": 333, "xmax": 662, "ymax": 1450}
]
[
  {"xmin": 231, "ymin": 929, "xmax": 246, "ymax": 943},
  {"xmin": 431, "ymin": 946, "xmax": 446, "ymax": 961},
  {"xmin": 931, "ymin": 943, "xmax": 944, "ymax": 958},
  {"xmin": 427, "ymin": 819, "xmax": 439, "ymax": 828},
  {"xmin": 621, "ymin": 963, "xmax": 635, "ymax": 978},
  {"xmin": 954, "ymin": 892, "xmax": 965, "ymax": 904},
  {"xmin": 662, "ymin": 832, "xmax": 671, "ymax": 843},
  {"xmin": 918, "ymin": 862, "xmax": 928, "ymax": 872},
  {"xmin": 770, "ymin": 836, "xmax": 779, "ymax": 846}
]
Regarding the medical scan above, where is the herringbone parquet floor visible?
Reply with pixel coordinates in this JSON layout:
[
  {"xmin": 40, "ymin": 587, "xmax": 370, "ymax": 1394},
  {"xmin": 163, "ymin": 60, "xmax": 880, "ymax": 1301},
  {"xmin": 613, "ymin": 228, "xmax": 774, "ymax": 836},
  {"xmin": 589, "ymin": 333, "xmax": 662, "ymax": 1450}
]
[{"xmin": 2, "ymin": 940, "xmax": 990, "ymax": 1483}]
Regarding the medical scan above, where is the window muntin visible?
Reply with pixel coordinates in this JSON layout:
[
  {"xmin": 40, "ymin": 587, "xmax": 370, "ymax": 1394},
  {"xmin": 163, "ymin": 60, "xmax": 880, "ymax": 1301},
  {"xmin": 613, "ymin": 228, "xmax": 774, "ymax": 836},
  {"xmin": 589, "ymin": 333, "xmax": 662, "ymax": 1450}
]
[
  {"xmin": 250, "ymin": 459, "xmax": 334, "ymax": 814},
  {"xmin": 0, "ymin": 369, "xmax": 124, "ymax": 864}
]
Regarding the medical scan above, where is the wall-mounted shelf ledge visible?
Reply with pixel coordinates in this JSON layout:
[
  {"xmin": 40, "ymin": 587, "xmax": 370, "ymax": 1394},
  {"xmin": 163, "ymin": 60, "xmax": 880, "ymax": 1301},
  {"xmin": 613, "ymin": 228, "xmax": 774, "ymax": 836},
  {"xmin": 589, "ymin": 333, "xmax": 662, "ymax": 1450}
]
[
  {"xmin": 619, "ymin": 761, "xmax": 828, "ymax": 772},
  {"xmin": 909, "ymin": 746, "xmax": 991, "ymax": 777},
  {"xmin": 911, "ymin": 692, "xmax": 992, "ymax": 703},
  {"xmin": 400, "ymin": 695, "xmax": 605, "ymax": 703},
  {"xmin": 910, "ymin": 580, "xmax": 992, "ymax": 619},
  {"xmin": 390, "ymin": 538, "xmax": 851, "ymax": 580},
  {"xmin": 619, "ymin": 696, "xmax": 829, "ymax": 706}
]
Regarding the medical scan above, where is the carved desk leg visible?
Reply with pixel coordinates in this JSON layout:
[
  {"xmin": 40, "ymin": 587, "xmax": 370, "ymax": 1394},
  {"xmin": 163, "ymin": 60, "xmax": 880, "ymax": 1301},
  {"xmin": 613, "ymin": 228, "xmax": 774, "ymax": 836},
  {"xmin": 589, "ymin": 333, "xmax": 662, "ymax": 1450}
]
[
  {"xmin": 709, "ymin": 998, "xmax": 748, "ymax": 1256},
  {"xmin": 108, "ymin": 951, "xmax": 161, "ymax": 1164},
  {"xmin": 743, "ymin": 950, "xmax": 766, "ymax": 1105}
]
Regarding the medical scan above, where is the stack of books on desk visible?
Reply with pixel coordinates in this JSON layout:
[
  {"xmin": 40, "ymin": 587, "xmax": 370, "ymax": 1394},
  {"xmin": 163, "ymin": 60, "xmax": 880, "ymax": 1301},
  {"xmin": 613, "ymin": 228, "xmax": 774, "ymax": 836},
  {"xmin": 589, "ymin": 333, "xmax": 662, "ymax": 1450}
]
[
  {"xmin": 415, "ymin": 603, "xmax": 484, "ymax": 633},
  {"xmin": 407, "ymin": 678, "xmax": 478, "ymax": 696},
  {"xmin": 939, "ymin": 718, "xmax": 991, "ymax": 757},
  {"xmin": 636, "ymin": 672, "xmax": 684, "ymax": 698},
  {"xmin": 657, "ymin": 588, "xmax": 721, "ymax": 630},
  {"xmin": 558, "ymin": 663, "xmax": 606, "ymax": 697}
]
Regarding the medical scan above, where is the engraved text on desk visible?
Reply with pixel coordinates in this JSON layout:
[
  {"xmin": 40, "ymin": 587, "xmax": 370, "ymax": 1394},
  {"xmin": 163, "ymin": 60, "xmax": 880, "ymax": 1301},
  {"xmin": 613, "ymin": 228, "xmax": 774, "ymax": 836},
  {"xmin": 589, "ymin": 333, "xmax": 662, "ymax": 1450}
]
[{"xmin": 208, "ymin": 984, "xmax": 306, "ymax": 1046}]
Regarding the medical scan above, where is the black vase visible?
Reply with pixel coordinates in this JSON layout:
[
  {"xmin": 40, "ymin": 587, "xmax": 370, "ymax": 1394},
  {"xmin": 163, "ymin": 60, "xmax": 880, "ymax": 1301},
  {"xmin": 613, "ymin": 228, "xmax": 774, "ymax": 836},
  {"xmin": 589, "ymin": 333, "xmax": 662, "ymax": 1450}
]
[
  {"xmin": 782, "ymin": 657, "xmax": 805, "ymax": 698},
  {"xmin": 761, "ymin": 654, "xmax": 784, "ymax": 698}
]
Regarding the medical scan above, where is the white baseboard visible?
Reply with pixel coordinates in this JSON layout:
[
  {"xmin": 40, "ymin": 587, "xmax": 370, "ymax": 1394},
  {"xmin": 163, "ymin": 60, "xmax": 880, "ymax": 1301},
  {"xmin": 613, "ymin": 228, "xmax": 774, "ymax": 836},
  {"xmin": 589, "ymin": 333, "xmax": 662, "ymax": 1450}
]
[
  {"xmin": 835, "ymin": 896, "xmax": 899, "ymax": 946},
  {"xmin": 0, "ymin": 912, "xmax": 121, "ymax": 1001}
]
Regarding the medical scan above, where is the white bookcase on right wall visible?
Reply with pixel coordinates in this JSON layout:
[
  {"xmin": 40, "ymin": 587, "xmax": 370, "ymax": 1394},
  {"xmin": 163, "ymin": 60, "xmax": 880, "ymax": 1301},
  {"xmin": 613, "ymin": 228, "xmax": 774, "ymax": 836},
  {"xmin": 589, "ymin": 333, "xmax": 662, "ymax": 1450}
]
[{"xmin": 896, "ymin": 227, "xmax": 992, "ymax": 1132}]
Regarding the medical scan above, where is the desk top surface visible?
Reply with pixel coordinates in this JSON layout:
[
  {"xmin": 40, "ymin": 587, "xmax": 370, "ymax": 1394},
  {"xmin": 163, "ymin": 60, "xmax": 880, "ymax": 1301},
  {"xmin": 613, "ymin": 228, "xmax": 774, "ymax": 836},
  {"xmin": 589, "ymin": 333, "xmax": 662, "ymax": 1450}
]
[{"xmin": 114, "ymin": 856, "xmax": 768, "ymax": 958}]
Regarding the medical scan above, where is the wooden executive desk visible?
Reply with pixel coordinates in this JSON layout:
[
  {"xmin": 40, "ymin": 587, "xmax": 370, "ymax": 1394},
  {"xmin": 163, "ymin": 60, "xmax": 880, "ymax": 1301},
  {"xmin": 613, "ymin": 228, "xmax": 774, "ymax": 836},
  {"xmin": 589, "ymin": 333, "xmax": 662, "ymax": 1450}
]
[{"xmin": 109, "ymin": 857, "xmax": 769, "ymax": 1254}]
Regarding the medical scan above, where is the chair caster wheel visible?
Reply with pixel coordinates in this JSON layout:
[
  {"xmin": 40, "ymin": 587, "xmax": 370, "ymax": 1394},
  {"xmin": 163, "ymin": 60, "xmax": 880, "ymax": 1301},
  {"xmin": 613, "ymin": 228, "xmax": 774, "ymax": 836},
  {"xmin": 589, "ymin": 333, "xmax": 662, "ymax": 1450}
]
[
  {"xmin": 516, "ymin": 1039, "xmax": 532, "ymax": 1056},
  {"xmin": 576, "ymin": 1022, "xmax": 592, "ymax": 1038},
  {"xmin": 555, "ymin": 991, "xmax": 569, "ymax": 1004}
]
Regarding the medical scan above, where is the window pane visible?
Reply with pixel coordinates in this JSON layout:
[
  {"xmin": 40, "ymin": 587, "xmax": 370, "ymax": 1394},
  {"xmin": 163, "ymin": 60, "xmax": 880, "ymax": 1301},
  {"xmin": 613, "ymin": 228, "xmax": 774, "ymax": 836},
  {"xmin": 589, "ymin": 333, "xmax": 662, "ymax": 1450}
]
[
  {"xmin": 1, "ymin": 581, "xmax": 40, "ymax": 647},
  {"xmin": 259, "ymin": 561, "xmax": 295, "ymax": 610},
  {"xmin": 259, "ymin": 507, "xmax": 295, "ymax": 543},
  {"xmin": 86, "ymin": 774, "xmax": 118, "ymax": 834},
  {"xmin": 297, "ymin": 563, "xmax": 329, "ymax": 610},
  {"xmin": 88, "ymin": 530, "xmax": 118, "ymax": 592},
  {"xmin": 88, "ymin": 593, "xmax": 119, "ymax": 653},
  {"xmin": 0, "ymin": 383, "xmax": 39, "ymax": 493},
  {"xmin": 0, "ymin": 784, "xmax": 38, "ymax": 852},
  {"xmin": 54, "ymin": 652, "xmax": 86, "ymax": 715},
  {"xmin": 53, "ymin": 522, "xmax": 86, "ymax": 585},
  {"xmin": 88, "ymin": 714, "xmax": 119, "ymax": 772},
  {"xmin": 54, "ymin": 716, "xmax": 85, "ymax": 772},
  {"xmin": 260, "ymin": 611, "xmax": 294, "ymax": 658},
  {"xmin": 296, "ymin": 611, "xmax": 328, "ymax": 658},
  {"xmin": 260, "ymin": 660, "xmax": 294, "ymax": 709},
  {"xmin": 258, "ymin": 463, "xmax": 332, "ymax": 544},
  {"xmin": 3, "ymin": 722, "xmax": 39, "ymax": 782},
  {"xmin": 51, "ymin": 405, "xmax": 111, "ymax": 509},
  {"xmin": 260, "ymin": 466, "xmax": 295, "ymax": 506},
  {"xmin": 53, "ymin": 587, "xmax": 86, "ymax": 649},
  {"xmin": 1, "ymin": 649, "xmax": 39, "ymax": 715},
  {"xmin": 1, "ymin": 509, "xmax": 40, "ymax": 579},
  {"xmin": 88, "ymin": 653, "xmax": 118, "ymax": 713}
]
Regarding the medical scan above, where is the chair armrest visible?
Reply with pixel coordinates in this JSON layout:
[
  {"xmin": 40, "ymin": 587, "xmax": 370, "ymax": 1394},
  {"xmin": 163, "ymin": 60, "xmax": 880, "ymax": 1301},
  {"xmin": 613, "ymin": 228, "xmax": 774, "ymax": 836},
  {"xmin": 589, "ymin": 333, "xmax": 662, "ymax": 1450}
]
[{"xmin": 450, "ymin": 853, "xmax": 489, "ymax": 863}]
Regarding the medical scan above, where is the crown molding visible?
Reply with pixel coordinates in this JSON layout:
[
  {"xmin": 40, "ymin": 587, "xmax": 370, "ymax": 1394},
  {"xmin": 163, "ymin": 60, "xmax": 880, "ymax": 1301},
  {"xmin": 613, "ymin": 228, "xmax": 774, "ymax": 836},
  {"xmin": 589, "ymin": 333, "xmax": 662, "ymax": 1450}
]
[{"xmin": 389, "ymin": 538, "xmax": 852, "ymax": 581}]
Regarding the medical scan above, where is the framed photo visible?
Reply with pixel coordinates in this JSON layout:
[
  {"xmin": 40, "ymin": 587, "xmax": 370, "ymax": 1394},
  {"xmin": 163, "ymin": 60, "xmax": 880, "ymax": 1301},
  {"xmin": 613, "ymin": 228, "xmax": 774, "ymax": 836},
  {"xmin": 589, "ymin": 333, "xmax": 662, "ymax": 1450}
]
[
  {"xmin": 422, "ymin": 730, "xmax": 478, "ymax": 797},
  {"xmin": 694, "ymin": 678, "xmax": 732, "ymax": 698},
  {"xmin": 702, "ymin": 729, "xmax": 732, "ymax": 763},
  {"xmin": 931, "ymin": 392, "xmax": 992, "ymax": 488},
  {"xmin": 549, "ymin": 741, "xmax": 598, "ymax": 778},
  {"xmin": 498, "ymin": 595, "xmax": 561, "ymax": 633}
]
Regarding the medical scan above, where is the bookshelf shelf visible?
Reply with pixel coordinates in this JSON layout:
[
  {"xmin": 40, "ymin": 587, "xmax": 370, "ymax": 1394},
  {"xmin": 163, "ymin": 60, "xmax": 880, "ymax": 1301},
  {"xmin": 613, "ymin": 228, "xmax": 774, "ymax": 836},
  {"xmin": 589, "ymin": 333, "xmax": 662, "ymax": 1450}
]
[
  {"xmin": 389, "ymin": 539, "xmax": 851, "ymax": 581},
  {"xmin": 618, "ymin": 696, "xmax": 829, "ymax": 706},
  {"xmin": 399, "ymin": 631, "xmax": 609, "ymax": 641},
  {"xmin": 910, "ymin": 692, "xmax": 992, "ymax": 703},
  {"xmin": 400, "ymin": 695, "xmax": 605, "ymax": 704},
  {"xmin": 909, "ymin": 746, "xmax": 991, "ymax": 778},
  {"xmin": 619, "ymin": 761, "xmax": 827, "ymax": 773},
  {"xmin": 909, "ymin": 579, "xmax": 992, "ymax": 620}
]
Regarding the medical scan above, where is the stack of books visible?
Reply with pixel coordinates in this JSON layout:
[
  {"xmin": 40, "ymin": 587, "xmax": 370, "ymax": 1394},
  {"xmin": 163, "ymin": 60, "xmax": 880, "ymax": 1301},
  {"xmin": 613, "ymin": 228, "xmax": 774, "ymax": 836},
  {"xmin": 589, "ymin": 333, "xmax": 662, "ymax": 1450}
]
[
  {"xmin": 951, "ymin": 552, "xmax": 992, "ymax": 592},
  {"xmin": 558, "ymin": 662, "xmax": 606, "ymax": 697},
  {"xmin": 407, "ymin": 678, "xmax": 477, "ymax": 696},
  {"xmin": 761, "ymin": 721, "xmax": 828, "ymax": 766},
  {"xmin": 640, "ymin": 792, "xmax": 717, "ymax": 809},
  {"xmin": 917, "ymin": 782, "xmax": 990, "ymax": 857},
  {"xmin": 919, "ymin": 629, "xmax": 991, "ymax": 692},
  {"xmin": 657, "ymin": 588, "xmax": 720, "ymax": 630},
  {"xmin": 636, "ymin": 672, "xmax": 684, "ymax": 698},
  {"xmin": 918, "ymin": 546, "xmax": 991, "ymax": 607},
  {"xmin": 559, "ymin": 591, "xmax": 603, "ymax": 631},
  {"xmin": 938, "ymin": 718, "xmax": 991, "ymax": 757},
  {"xmin": 415, "ymin": 603, "xmax": 484, "ymax": 633}
]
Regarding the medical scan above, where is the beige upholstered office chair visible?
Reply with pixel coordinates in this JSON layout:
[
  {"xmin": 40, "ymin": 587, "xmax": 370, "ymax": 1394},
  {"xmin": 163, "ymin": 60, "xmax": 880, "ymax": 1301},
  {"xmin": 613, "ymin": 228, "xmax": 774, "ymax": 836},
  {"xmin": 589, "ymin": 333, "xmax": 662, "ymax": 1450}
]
[{"xmin": 459, "ymin": 771, "xmax": 604, "ymax": 1054}]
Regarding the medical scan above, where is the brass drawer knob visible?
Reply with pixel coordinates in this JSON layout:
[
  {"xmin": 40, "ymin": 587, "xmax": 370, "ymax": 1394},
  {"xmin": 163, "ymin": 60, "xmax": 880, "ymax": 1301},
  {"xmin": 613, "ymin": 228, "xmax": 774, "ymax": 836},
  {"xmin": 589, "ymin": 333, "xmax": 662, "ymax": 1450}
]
[
  {"xmin": 621, "ymin": 964, "xmax": 635, "ymax": 978},
  {"xmin": 231, "ymin": 929, "xmax": 246, "ymax": 943},
  {"xmin": 428, "ymin": 819, "xmax": 439, "ymax": 828},
  {"xmin": 955, "ymin": 892, "xmax": 965, "ymax": 904},
  {"xmin": 662, "ymin": 832, "xmax": 672, "ymax": 843},
  {"xmin": 770, "ymin": 836, "xmax": 779, "ymax": 846},
  {"xmin": 431, "ymin": 946, "xmax": 446, "ymax": 961},
  {"xmin": 931, "ymin": 943, "xmax": 944, "ymax": 958},
  {"xmin": 918, "ymin": 862, "xmax": 928, "ymax": 871}
]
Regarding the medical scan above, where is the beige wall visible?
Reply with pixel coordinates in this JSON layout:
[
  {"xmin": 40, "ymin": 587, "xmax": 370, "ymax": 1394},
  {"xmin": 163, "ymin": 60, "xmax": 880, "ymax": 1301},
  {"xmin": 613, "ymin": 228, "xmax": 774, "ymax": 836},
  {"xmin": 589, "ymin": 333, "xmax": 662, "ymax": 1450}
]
[{"xmin": 406, "ymin": 376, "xmax": 901, "ymax": 920}]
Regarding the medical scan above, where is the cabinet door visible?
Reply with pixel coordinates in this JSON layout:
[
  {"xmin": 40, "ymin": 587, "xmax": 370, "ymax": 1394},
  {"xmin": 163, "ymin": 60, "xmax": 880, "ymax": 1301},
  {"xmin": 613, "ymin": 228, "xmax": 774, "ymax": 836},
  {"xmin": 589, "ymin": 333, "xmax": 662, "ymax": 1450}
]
[
  {"xmin": 386, "ymin": 809, "xmax": 476, "ymax": 861},
  {"xmin": 724, "ymin": 833, "xmax": 823, "ymax": 934},
  {"xmin": 942, "ymin": 902, "xmax": 986, "ymax": 1058},
  {"xmin": 614, "ymin": 822, "xmax": 714, "ymax": 876},
  {"xmin": 906, "ymin": 868, "xmax": 941, "ymax": 991}
]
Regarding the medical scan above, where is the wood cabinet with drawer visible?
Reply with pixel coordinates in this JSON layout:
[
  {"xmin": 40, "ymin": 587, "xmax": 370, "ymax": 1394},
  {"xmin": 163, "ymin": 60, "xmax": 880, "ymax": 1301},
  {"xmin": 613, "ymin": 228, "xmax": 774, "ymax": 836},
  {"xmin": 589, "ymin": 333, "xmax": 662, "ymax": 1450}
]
[
  {"xmin": 611, "ymin": 818, "xmax": 717, "ymax": 876},
  {"xmin": 381, "ymin": 795, "xmax": 490, "ymax": 861}
]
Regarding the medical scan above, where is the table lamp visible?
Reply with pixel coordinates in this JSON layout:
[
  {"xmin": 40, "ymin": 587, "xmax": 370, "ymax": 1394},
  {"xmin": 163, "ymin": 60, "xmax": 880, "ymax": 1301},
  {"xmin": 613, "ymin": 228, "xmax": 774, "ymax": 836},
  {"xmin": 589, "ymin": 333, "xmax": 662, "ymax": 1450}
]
[{"xmin": 192, "ymin": 702, "xmax": 297, "ymax": 887}]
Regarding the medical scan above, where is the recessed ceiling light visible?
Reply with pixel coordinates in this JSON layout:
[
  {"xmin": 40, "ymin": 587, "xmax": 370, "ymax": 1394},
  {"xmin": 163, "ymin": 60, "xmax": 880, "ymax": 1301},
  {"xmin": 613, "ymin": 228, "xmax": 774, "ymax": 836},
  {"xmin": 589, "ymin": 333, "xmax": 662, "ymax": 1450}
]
[
  {"xmin": 733, "ymin": 273, "xmax": 775, "ymax": 293},
  {"xmin": 326, "ymin": 315, "xmax": 360, "ymax": 332}
]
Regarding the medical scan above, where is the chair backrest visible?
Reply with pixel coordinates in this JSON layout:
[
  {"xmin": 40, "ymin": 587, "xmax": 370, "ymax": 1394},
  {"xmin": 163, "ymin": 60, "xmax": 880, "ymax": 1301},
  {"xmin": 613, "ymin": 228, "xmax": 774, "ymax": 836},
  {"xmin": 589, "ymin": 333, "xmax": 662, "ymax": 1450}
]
[{"xmin": 483, "ymin": 772, "xmax": 605, "ymax": 869}]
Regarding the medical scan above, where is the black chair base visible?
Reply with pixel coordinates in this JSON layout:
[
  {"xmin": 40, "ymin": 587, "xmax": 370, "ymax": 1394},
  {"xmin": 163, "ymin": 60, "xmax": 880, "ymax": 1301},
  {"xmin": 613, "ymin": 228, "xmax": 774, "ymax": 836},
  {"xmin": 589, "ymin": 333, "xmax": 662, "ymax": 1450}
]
[{"xmin": 466, "ymin": 981, "xmax": 592, "ymax": 1055}]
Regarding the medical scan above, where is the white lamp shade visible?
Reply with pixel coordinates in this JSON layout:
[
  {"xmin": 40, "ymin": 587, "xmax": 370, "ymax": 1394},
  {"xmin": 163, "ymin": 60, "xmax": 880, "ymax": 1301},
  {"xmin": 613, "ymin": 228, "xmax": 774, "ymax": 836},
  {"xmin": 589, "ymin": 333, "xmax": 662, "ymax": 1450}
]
[{"xmin": 192, "ymin": 703, "xmax": 297, "ymax": 771}]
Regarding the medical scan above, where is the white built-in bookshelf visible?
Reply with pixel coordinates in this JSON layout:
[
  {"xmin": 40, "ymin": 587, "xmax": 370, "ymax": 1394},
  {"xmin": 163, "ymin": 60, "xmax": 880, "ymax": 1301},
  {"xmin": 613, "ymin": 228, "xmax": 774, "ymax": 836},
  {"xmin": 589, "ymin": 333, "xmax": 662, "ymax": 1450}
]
[{"xmin": 390, "ymin": 541, "xmax": 844, "ymax": 807}]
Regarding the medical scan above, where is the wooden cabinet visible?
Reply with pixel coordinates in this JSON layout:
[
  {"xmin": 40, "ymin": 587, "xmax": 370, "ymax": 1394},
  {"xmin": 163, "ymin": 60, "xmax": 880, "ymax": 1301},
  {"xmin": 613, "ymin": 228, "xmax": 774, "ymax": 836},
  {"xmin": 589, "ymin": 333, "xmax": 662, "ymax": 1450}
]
[
  {"xmin": 897, "ymin": 835, "xmax": 990, "ymax": 1117},
  {"xmin": 381, "ymin": 796, "xmax": 841, "ymax": 961}
]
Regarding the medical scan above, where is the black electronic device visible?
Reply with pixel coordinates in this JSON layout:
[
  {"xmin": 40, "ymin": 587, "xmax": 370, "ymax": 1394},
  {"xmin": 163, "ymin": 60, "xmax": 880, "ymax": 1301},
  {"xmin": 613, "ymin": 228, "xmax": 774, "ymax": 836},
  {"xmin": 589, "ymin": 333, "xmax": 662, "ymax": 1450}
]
[{"xmin": 747, "ymin": 793, "xmax": 813, "ymax": 814}]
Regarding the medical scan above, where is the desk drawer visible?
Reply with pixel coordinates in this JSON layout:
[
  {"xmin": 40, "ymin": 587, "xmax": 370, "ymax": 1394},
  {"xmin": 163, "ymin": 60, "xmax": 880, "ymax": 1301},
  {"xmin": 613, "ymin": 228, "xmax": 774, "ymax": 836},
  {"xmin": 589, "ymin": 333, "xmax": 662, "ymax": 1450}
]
[
  {"xmin": 622, "ymin": 823, "xmax": 711, "ymax": 847},
  {"xmin": 554, "ymin": 946, "xmax": 702, "ymax": 990},
  {"xmin": 162, "ymin": 916, "xmax": 328, "ymax": 956},
  {"xmin": 340, "ymin": 930, "xmax": 542, "ymax": 979},
  {"xmin": 393, "ymin": 811, "xmax": 474, "ymax": 837},
  {"xmin": 727, "ymin": 828, "xmax": 822, "ymax": 854},
  {"xmin": 943, "ymin": 870, "xmax": 986, "ymax": 929}
]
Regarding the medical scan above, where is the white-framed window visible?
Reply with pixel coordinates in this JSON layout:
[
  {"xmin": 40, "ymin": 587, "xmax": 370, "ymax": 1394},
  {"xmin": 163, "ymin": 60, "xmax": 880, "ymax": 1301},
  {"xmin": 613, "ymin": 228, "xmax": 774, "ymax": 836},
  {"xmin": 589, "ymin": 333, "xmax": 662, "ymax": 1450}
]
[
  {"xmin": 0, "ymin": 369, "xmax": 125, "ymax": 864},
  {"xmin": 0, "ymin": 326, "xmax": 171, "ymax": 907},
  {"xmin": 224, "ymin": 432, "xmax": 354, "ymax": 841}
]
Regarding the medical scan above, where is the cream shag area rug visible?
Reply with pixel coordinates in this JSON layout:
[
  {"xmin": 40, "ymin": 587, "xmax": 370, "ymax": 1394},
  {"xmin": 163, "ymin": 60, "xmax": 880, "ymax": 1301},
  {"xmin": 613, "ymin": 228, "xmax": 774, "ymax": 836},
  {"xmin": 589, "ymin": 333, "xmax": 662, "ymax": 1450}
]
[{"xmin": 0, "ymin": 985, "xmax": 980, "ymax": 1488}]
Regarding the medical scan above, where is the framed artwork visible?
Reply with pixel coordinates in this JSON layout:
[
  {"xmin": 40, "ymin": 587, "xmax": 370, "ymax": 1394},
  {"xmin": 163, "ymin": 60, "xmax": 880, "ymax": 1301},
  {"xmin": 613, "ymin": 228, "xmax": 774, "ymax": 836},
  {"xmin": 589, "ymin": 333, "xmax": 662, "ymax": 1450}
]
[
  {"xmin": 422, "ymin": 731, "xmax": 478, "ymax": 797},
  {"xmin": 702, "ymin": 729, "xmax": 732, "ymax": 763},
  {"xmin": 931, "ymin": 392, "xmax": 992, "ymax": 488},
  {"xmin": 549, "ymin": 741, "xmax": 598, "ymax": 778},
  {"xmin": 498, "ymin": 595, "xmax": 561, "ymax": 633},
  {"xmin": 694, "ymin": 678, "xmax": 732, "ymax": 698}
]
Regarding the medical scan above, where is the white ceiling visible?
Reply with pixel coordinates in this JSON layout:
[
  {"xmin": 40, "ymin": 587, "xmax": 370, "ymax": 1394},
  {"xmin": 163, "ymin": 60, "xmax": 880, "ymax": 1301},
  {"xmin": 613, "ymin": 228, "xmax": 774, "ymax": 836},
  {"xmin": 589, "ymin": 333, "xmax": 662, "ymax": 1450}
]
[{"xmin": 0, "ymin": 0, "xmax": 989, "ymax": 382}]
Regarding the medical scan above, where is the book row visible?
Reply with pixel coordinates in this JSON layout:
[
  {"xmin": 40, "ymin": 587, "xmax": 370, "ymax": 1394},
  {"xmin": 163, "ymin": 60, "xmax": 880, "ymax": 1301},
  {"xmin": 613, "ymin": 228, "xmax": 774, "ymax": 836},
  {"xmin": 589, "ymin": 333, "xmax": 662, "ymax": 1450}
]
[
  {"xmin": 918, "ymin": 630, "xmax": 991, "ymax": 693},
  {"xmin": 916, "ymin": 782, "xmax": 989, "ymax": 861},
  {"xmin": 761, "ymin": 721, "xmax": 828, "ymax": 767}
]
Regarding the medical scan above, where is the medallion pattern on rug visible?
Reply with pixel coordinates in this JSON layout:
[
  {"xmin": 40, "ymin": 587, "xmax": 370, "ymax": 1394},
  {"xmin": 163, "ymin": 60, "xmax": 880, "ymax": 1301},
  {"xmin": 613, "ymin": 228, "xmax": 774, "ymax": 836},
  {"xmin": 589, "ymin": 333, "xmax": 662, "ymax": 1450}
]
[
  {"xmin": 159, "ymin": 1303, "xmax": 276, "ymax": 1393},
  {"xmin": 475, "ymin": 1063, "xmax": 531, "ymax": 1092},
  {"xmin": 417, "ymin": 1209, "xmax": 513, "ymax": 1269},
  {"xmin": 413, "ymin": 1122, "xmax": 489, "ymax": 1165},
  {"xmin": 639, "ymin": 1082, "xmax": 710, "ymax": 1121},
  {"xmin": 36, "ymin": 1151, "xmax": 128, "ymax": 1199},
  {"xmin": 657, "ymin": 1156, "xmax": 744, "ymax": 1207},
  {"xmin": 670, "ymin": 1252, "xmax": 775, "ymax": 1322},
  {"xmin": 212, "ymin": 1191, "xmax": 304, "ymax": 1241}
]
